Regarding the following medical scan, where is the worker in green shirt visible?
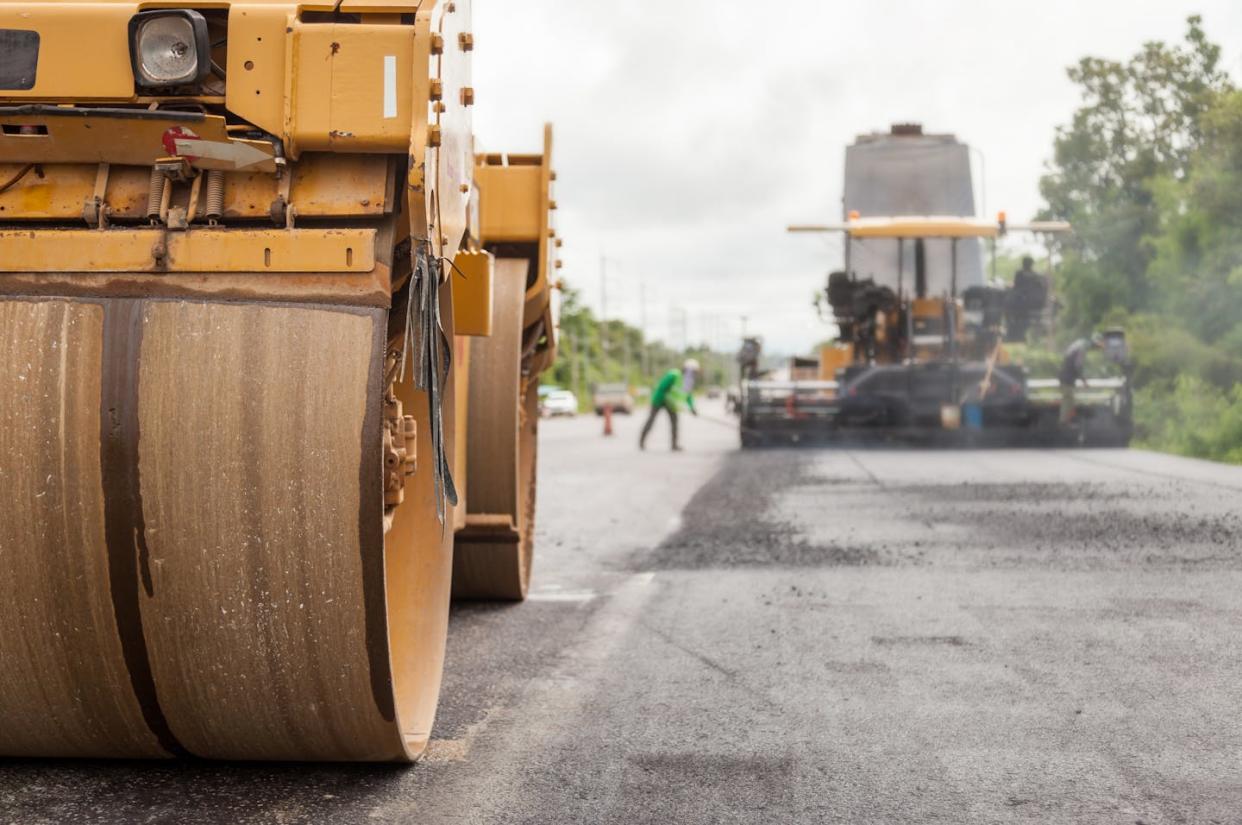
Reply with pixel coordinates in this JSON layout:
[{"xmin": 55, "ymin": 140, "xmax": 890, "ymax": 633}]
[{"xmin": 639, "ymin": 359, "xmax": 699, "ymax": 451}]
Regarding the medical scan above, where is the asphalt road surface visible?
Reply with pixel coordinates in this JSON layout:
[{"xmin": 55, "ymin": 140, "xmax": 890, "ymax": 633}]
[{"xmin": 4, "ymin": 403, "xmax": 1242, "ymax": 824}]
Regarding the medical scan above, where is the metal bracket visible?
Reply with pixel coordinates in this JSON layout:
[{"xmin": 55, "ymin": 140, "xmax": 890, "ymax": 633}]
[
  {"xmin": 382, "ymin": 392, "xmax": 417, "ymax": 508},
  {"xmin": 270, "ymin": 162, "xmax": 295, "ymax": 227},
  {"xmin": 154, "ymin": 156, "xmax": 194, "ymax": 183},
  {"xmin": 81, "ymin": 163, "xmax": 111, "ymax": 229}
]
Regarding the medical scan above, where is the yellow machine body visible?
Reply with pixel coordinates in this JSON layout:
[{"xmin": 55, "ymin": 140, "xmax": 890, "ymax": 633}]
[
  {"xmin": 452, "ymin": 125, "xmax": 560, "ymax": 600},
  {"xmin": 475, "ymin": 123, "xmax": 560, "ymax": 366},
  {"xmin": 451, "ymin": 248, "xmax": 496, "ymax": 337},
  {"xmin": 0, "ymin": 0, "xmax": 503, "ymax": 763},
  {"xmin": 804, "ymin": 217, "xmax": 1009, "ymax": 375},
  {"xmin": 818, "ymin": 343, "xmax": 853, "ymax": 383}
]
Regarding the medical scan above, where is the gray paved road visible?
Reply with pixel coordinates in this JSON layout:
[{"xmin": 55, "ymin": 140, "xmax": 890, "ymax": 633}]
[{"xmin": 3, "ymin": 405, "xmax": 1242, "ymax": 824}]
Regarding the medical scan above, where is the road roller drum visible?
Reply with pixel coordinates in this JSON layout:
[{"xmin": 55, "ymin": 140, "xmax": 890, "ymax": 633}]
[{"xmin": 0, "ymin": 0, "xmax": 567, "ymax": 761}]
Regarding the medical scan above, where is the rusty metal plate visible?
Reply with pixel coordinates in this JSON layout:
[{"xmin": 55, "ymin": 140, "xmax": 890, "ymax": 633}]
[{"xmin": 0, "ymin": 227, "xmax": 376, "ymax": 273}]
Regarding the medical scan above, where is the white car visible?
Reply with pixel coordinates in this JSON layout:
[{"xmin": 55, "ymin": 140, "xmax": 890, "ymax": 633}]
[{"xmin": 541, "ymin": 389, "xmax": 578, "ymax": 418}]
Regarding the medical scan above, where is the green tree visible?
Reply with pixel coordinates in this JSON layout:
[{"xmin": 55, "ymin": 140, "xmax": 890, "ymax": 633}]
[
  {"xmin": 1039, "ymin": 15, "xmax": 1234, "ymax": 331},
  {"xmin": 1038, "ymin": 17, "xmax": 1242, "ymax": 463},
  {"xmin": 1147, "ymin": 90, "xmax": 1242, "ymax": 347}
]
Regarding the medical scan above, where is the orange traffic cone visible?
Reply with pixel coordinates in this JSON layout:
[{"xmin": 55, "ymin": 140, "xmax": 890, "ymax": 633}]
[{"xmin": 603, "ymin": 404, "xmax": 614, "ymax": 436}]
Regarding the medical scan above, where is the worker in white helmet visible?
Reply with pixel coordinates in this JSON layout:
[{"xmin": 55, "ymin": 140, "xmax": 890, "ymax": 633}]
[
  {"xmin": 1059, "ymin": 332, "xmax": 1105, "ymax": 425},
  {"xmin": 639, "ymin": 359, "xmax": 700, "ymax": 451}
]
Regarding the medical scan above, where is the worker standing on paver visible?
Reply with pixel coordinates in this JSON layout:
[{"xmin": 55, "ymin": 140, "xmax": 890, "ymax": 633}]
[
  {"xmin": 1006, "ymin": 256, "xmax": 1050, "ymax": 341},
  {"xmin": 639, "ymin": 359, "xmax": 700, "ymax": 451},
  {"xmin": 1059, "ymin": 333, "xmax": 1105, "ymax": 424}
]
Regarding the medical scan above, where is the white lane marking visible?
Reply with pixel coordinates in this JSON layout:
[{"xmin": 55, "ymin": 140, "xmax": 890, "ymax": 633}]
[
  {"xmin": 527, "ymin": 590, "xmax": 597, "ymax": 603},
  {"xmin": 527, "ymin": 573, "xmax": 655, "ymax": 603},
  {"xmin": 383, "ymin": 55, "xmax": 397, "ymax": 119}
]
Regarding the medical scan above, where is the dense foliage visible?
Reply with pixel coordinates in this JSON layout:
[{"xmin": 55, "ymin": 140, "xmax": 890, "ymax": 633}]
[
  {"xmin": 546, "ymin": 286, "xmax": 734, "ymax": 409},
  {"xmin": 1040, "ymin": 16, "xmax": 1242, "ymax": 462}
]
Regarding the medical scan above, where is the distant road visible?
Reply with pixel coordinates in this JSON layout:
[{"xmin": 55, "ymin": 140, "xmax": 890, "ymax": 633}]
[{"xmin": 3, "ymin": 404, "xmax": 1240, "ymax": 824}]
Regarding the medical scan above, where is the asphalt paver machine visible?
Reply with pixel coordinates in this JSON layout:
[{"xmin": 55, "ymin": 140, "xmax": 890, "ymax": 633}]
[{"xmin": 739, "ymin": 215, "xmax": 1133, "ymax": 447}]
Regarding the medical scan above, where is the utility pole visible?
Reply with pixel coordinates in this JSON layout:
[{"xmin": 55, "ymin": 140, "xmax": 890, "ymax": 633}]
[
  {"xmin": 578, "ymin": 324, "xmax": 591, "ymax": 399},
  {"xmin": 599, "ymin": 254, "xmax": 608, "ymax": 330},
  {"xmin": 639, "ymin": 279, "xmax": 650, "ymax": 380},
  {"xmin": 567, "ymin": 327, "xmax": 580, "ymax": 400},
  {"xmin": 670, "ymin": 306, "xmax": 688, "ymax": 355},
  {"xmin": 621, "ymin": 317, "xmax": 632, "ymax": 383},
  {"xmin": 970, "ymin": 143, "xmax": 987, "ymax": 217},
  {"xmin": 599, "ymin": 253, "xmax": 608, "ymax": 376}
]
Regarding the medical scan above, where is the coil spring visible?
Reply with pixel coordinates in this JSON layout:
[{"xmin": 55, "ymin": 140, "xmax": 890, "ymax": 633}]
[
  {"xmin": 204, "ymin": 170, "xmax": 225, "ymax": 222},
  {"xmin": 146, "ymin": 168, "xmax": 166, "ymax": 222}
]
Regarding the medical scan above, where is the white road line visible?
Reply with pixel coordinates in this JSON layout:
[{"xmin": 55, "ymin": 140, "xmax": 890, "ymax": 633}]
[{"xmin": 526, "ymin": 591, "xmax": 598, "ymax": 603}]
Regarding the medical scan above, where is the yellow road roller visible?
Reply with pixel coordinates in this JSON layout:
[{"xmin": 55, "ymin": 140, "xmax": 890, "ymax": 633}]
[
  {"xmin": 454, "ymin": 125, "xmax": 558, "ymax": 600},
  {"xmin": 0, "ymin": 0, "xmax": 557, "ymax": 762}
]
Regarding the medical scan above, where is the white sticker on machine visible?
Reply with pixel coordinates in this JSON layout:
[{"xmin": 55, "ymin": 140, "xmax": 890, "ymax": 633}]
[{"xmin": 383, "ymin": 55, "xmax": 397, "ymax": 119}]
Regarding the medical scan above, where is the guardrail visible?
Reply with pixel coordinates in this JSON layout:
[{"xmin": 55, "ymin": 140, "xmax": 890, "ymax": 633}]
[
  {"xmin": 746, "ymin": 376, "xmax": 1125, "ymax": 393},
  {"xmin": 1027, "ymin": 378, "xmax": 1126, "ymax": 390},
  {"xmin": 744, "ymin": 379, "xmax": 840, "ymax": 392}
]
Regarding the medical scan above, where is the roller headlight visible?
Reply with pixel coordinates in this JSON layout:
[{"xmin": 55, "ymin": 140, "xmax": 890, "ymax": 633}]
[{"xmin": 129, "ymin": 10, "xmax": 210, "ymax": 88}]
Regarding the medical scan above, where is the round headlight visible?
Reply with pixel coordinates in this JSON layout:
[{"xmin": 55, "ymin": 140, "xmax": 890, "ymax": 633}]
[{"xmin": 130, "ymin": 10, "xmax": 210, "ymax": 88}]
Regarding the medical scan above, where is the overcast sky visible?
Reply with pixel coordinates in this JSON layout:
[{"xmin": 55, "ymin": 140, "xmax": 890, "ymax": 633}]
[{"xmin": 473, "ymin": 1, "xmax": 1242, "ymax": 354}]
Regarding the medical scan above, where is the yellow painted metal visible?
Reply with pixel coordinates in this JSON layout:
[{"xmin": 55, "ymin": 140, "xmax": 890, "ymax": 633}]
[
  {"xmin": 451, "ymin": 123, "xmax": 561, "ymax": 601},
  {"xmin": 288, "ymin": 23, "xmax": 417, "ymax": 154},
  {"xmin": 223, "ymin": 4, "xmax": 291, "ymax": 139},
  {"xmin": 790, "ymin": 216, "xmax": 1004, "ymax": 239},
  {"xmin": 401, "ymin": 3, "xmax": 446, "ymax": 258},
  {"xmin": 475, "ymin": 123, "xmax": 558, "ymax": 343},
  {"xmin": 0, "ymin": 6, "xmax": 135, "ymax": 100},
  {"xmin": 476, "ymin": 164, "xmax": 544, "ymax": 242},
  {"xmin": 0, "ymin": 0, "xmax": 465, "ymax": 273},
  {"xmin": 451, "ymin": 334, "xmax": 472, "ymax": 535},
  {"xmin": 453, "ymin": 259, "xmax": 536, "ymax": 600},
  {"xmin": 0, "ymin": 2, "xmax": 451, "ymax": 175},
  {"xmin": 338, "ymin": 0, "xmax": 422, "ymax": 9},
  {"xmin": 818, "ymin": 343, "xmax": 852, "ymax": 383},
  {"xmin": 0, "ymin": 156, "xmax": 392, "ymax": 221},
  {"xmin": 0, "ymin": 110, "xmax": 278, "ymax": 173},
  {"xmin": 0, "ymin": 0, "xmax": 462, "ymax": 255},
  {"xmin": 0, "ymin": 228, "xmax": 376, "ymax": 273},
  {"xmin": 848, "ymin": 217, "xmax": 1001, "ymax": 238},
  {"xmin": 451, "ymin": 249, "xmax": 494, "ymax": 337},
  {"xmin": 912, "ymin": 297, "xmax": 947, "ymax": 320},
  {"xmin": 0, "ymin": 0, "xmax": 482, "ymax": 764},
  {"xmin": 0, "ymin": 164, "xmax": 110, "ymax": 219},
  {"xmin": 265, "ymin": 153, "xmax": 395, "ymax": 215}
]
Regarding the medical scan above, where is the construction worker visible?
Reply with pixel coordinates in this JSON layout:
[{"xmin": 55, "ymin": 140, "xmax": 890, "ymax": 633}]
[
  {"xmin": 1007, "ymin": 256, "xmax": 1049, "ymax": 341},
  {"xmin": 1059, "ymin": 333, "xmax": 1105, "ymax": 424},
  {"xmin": 1013, "ymin": 256, "xmax": 1048, "ymax": 298},
  {"xmin": 639, "ymin": 359, "xmax": 699, "ymax": 451}
]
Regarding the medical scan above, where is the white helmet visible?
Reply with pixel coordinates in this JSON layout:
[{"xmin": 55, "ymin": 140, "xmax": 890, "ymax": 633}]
[{"xmin": 683, "ymin": 358, "xmax": 700, "ymax": 372}]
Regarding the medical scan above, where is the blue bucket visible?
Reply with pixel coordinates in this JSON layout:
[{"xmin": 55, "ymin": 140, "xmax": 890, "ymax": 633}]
[{"xmin": 962, "ymin": 403, "xmax": 983, "ymax": 430}]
